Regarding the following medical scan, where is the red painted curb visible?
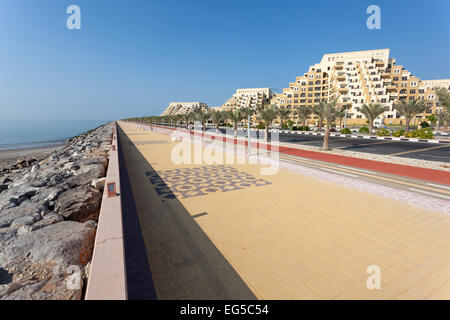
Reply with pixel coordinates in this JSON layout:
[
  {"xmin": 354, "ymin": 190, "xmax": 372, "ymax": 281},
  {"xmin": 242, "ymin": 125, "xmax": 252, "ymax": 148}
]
[{"xmin": 137, "ymin": 123, "xmax": 450, "ymax": 186}]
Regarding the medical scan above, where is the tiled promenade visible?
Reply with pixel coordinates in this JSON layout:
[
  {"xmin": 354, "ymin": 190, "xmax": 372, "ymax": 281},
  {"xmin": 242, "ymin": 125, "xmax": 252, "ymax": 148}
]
[{"xmin": 118, "ymin": 121, "xmax": 450, "ymax": 300}]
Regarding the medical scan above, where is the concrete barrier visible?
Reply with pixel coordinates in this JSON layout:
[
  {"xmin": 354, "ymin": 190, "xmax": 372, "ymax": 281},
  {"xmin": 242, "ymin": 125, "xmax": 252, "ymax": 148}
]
[{"xmin": 85, "ymin": 122, "xmax": 127, "ymax": 300}]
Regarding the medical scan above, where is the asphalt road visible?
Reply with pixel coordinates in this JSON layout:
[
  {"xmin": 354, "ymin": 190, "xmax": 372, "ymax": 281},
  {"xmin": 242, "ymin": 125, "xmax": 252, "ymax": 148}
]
[{"xmin": 215, "ymin": 128, "xmax": 450, "ymax": 163}]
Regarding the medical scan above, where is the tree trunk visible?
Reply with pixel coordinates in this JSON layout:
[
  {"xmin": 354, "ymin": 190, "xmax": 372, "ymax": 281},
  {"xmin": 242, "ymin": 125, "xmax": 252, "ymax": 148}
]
[
  {"xmin": 323, "ymin": 129, "xmax": 330, "ymax": 150},
  {"xmin": 203, "ymin": 122, "xmax": 206, "ymax": 132},
  {"xmin": 303, "ymin": 119, "xmax": 307, "ymax": 127},
  {"xmin": 265, "ymin": 125, "xmax": 269, "ymax": 142},
  {"xmin": 369, "ymin": 122, "xmax": 373, "ymax": 136},
  {"xmin": 234, "ymin": 124, "xmax": 237, "ymax": 137},
  {"xmin": 216, "ymin": 124, "xmax": 219, "ymax": 134},
  {"xmin": 405, "ymin": 118, "xmax": 411, "ymax": 132},
  {"xmin": 444, "ymin": 121, "xmax": 448, "ymax": 132},
  {"xmin": 318, "ymin": 119, "xmax": 323, "ymax": 132}
]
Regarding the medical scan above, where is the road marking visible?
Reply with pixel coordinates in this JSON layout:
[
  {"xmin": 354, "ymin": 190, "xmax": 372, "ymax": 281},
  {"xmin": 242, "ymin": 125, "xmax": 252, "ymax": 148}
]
[
  {"xmin": 427, "ymin": 183, "xmax": 450, "ymax": 190},
  {"xmin": 420, "ymin": 154, "xmax": 449, "ymax": 160},
  {"xmin": 337, "ymin": 165, "xmax": 377, "ymax": 175},
  {"xmin": 333, "ymin": 140, "xmax": 397, "ymax": 149},
  {"xmin": 389, "ymin": 144, "xmax": 450, "ymax": 156},
  {"xmin": 317, "ymin": 167, "xmax": 358, "ymax": 177},
  {"xmin": 277, "ymin": 154, "xmax": 450, "ymax": 195},
  {"xmin": 409, "ymin": 188, "xmax": 450, "ymax": 200}
]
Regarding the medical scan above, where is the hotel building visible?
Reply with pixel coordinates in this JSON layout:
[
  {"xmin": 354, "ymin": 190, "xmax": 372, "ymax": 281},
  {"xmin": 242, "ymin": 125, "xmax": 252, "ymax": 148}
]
[
  {"xmin": 161, "ymin": 102, "xmax": 208, "ymax": 116},
  {"xmin": 272, "ymin": 49, "xmax": 450, "ymax": 126},
  {"xmin": 220, "ymin": 88, "xmax": 276, "ymax": 112}
]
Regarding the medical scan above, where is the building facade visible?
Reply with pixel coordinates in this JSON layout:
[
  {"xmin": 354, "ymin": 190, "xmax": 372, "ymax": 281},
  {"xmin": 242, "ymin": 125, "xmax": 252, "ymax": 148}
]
[
  {"xmin": 161, "ymin": 102, "xmax": 208, "ymax": 116},
  {"xmin": 273, "ymin": 49, "xmax": 450, "ymax": 126},
  {"xmin": 221, "ymin": 88, "xmax": 276, "ymax": 111}
]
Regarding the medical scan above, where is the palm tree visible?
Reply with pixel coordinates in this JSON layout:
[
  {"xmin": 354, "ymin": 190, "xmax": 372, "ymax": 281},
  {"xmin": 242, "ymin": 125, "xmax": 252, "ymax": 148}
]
[
  {"xmin": 278, "ymin": 108, "xmax": 291, "ymax": 129},
  {"xmin": 311, "ymin": 98, "xmax": 339, "ymax": 149},
  {"xmin": 226, "ymin": 109, "xmax": 245, "ymax": 137},
  {"xmin": 296, "ymin": 106, "xmax": 312, "ymax": 127},
  {"xmin": 360, "ymin": 103, "xmax": 388, "ymax": 135},
  {"xmin": 181, "ymin": 113, "xmax": 192, "ymax": 130},
  {"xmin": 439, "ymin": 110, "xmax": 450, "ymax": 132},
  {"xmin": 210, "ymin": 110, "xmax": 226, "ymax": 134},
  {"xmin": 257, "ymin": 105, "xmax": 279, "ymax": 142},
  {"xmin": 393, "ymin": 99, "xmax": 428, "ymax": 132},
  {"xmin": 336, "ymin": 105, "xmax": 347, "ymax": 130},
  {"xmin": 313, "ymin": 101, "xmax": 328, "ymax": 132},
  {"xmin": 194, "ymin": 110, "xmax": 210, "ymax": 131},
  {"xmin": 434, "ymin": 87, "xmax": 450, "ymax": 111},
  {"xmin": 240, "ymin": 107, "xmax": 255, "ymax": 128}
]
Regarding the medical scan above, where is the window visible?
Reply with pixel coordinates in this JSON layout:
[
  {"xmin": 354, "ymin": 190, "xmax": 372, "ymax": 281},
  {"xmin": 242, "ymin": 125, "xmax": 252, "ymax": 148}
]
[
  {"xmin": 402, "ymin": 76, "xmax": 407, "ymax": 81},
  {"xmin": 410, "ymin": 89, "xmax": 416, "ymax": 94},
  {"xmin": 394, "ymin": 69, "xmax": 400, "ymax": 74}
]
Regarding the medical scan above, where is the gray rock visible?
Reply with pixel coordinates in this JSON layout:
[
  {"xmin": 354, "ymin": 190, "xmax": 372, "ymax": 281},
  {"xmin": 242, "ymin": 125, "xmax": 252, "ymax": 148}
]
[
  {"xmin": 11, "ymin": 215, "xmax": 35, "ymax": 227},
  {"xmin": 0, "ymin": 220, "xmax": 97, "ymax": 269},
  {"xmin": 54, "ymin": 186, "xmax": 102, "ymax": 222},
  {"xmin": 91, "ymin": 177, "xmax": 106, "ymax": 191},
  {"xmin": 0, "ymin": 185, "xmax": 8, "ymax": 194},
  {"xmin": 2, "ymin": 178, "xmax": 13, "ymax": 185},
  {"xmin": 30, "ymin": 164, "xmax": 40, "ymax": 174},
  {"xmin": 32, "ymin": 213, "xmax": 64, "ymax": 231},
  {"xmin": 17, "ymin": 225, "xmax": 33, "ymax": 236},
  {"xmin": 44, "ymin": 190, "xmax": 60, "ymax": 203}
]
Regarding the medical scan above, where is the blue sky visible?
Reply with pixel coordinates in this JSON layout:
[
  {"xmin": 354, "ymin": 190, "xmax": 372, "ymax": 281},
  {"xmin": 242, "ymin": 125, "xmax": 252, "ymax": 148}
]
[{"xmin": 1, "ymin": 0, "xmax": 449, "ymax": 121}]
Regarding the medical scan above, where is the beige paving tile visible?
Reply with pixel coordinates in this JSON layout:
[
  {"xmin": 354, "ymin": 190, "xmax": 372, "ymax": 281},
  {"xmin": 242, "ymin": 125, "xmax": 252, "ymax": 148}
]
[{"xmin": 118, "ymin": 123, "xmax": 450, "ymax": 300}]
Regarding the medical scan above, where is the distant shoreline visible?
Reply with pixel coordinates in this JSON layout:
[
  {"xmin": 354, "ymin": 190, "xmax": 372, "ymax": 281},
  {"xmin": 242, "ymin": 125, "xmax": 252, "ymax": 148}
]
[{"xmin": 0, "ymin": 140, "xmax": 68, "ymax": 152}]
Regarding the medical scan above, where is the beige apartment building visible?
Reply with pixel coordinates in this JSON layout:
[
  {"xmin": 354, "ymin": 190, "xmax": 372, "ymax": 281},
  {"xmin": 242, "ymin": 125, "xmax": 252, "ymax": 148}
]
[
  {"xmin": 161, "ymin": 102, "xmax": 208, "ymax": 116},
  {"xmin": 273, "ymin": 49, "xmax": 450, "ymax": 126},
  {"xmin": 221, "ymin": 88, "xmax": 275, "ymax": 112}
]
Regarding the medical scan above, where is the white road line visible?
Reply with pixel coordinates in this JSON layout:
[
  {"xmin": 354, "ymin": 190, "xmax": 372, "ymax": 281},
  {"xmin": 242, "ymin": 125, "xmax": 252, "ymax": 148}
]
[
  {"xmin": 420, "ymin": 154, "xmax": 449, "ymax": 160},
  {"xmin": 426, "ymin": 183, "xmax": 450, "ymax": 190},
  {"xmin": 409, "ymin": 188, "xmax": 450, "ymax": 200},
  {"xmin": 319, "ymin": 167, "xmax": 358, "ymax": 177},
  {"xmin": 336, "ymin": 165, "xmax": 377, "ymax": 175}
]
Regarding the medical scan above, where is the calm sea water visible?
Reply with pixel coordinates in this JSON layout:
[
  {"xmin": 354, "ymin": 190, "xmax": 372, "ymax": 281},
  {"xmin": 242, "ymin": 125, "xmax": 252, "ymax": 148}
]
[{"xmin": 0, "ymin": 120, "xmax": 109, "ymax": 151}]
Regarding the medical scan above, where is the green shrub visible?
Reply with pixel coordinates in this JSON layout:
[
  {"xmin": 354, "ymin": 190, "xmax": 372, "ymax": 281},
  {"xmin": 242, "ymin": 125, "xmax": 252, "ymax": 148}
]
[
  {"xmin": 376, "ymin": 128, "xmax": 390, "ymax": 136},
  {"xmin": 392, "ymin": 129, "xmax": 405, "ymax": 137},
  {"xmin": 420, "ymin": 121, "xmax": 430, "ymax": 128},
  {"xmin": 340, "ymin": 128, "xmax": 352, "ymax": 134},
  {"xmin": 407, "ymin": 128, "xmax": 434, "ymax": 139},
  {"xmin": 291, "ymin": 126, "xmax": 298, "ymax": 131},
  {"xmin": 256, "ymin": 123, "xmax": 265, "ymax": 130},
  {"xmin": 300, "ymin": 126, "xmax": 310, "ymax": 131},
  {"xmin": 359, "ymin": 126, "xmax": 369, "ymax": 134}
]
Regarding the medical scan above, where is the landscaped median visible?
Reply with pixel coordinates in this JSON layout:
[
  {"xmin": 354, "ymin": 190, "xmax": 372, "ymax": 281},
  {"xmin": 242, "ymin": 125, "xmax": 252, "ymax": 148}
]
[{"xmin": 142, "ymin": 123, "xmax": 450, "ymax": 186}]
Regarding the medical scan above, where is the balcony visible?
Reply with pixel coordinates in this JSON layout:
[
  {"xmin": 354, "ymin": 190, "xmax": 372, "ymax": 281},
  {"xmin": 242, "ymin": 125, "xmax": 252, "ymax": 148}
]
[
  {"xmin": 336, "ymin": 73, "xmax": 346, "ymax": 81},
  {"xmin": 380, "ymin": 72, "xmax": 391, "ymax": 78},
  {"xmin": 386, "ymin": 85, "xmax": 397, "ymax": 91},
  {"xmin": 335, "ymin": 65, "xmax": 343, "ymax": 70},
  {"xmin": 376, "ymin": 61, "xmax": 384, "ymax": 66}
]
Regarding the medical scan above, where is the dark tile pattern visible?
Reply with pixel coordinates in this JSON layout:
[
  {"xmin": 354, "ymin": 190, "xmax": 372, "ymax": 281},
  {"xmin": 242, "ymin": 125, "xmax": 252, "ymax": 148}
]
[{"xmin": 146, "ymin": 165, "xmax": 271, "ymax": 199}]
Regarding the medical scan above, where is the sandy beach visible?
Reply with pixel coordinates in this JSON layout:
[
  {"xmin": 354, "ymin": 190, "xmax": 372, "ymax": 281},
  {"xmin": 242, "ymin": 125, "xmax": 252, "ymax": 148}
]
[{"xmin": 0, "ymin": 144, "xmax": 67, "ymax": 171}]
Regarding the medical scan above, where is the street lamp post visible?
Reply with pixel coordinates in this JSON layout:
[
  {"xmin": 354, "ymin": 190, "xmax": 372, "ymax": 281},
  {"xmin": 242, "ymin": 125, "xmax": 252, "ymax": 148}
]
[{"xmin": 248, "ymin": 114, "xmax": 251, "ymax": 155}]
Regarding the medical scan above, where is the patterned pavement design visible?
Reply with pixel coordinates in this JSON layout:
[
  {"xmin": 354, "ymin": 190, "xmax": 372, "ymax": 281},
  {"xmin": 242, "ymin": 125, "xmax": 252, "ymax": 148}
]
[
  {"xmin": 146, "ymin": 165, "xmax": 271, "ymax": 199},
  {"xmin": 118, "ymin": 121, "xmax": 450, "ymax": 300}
]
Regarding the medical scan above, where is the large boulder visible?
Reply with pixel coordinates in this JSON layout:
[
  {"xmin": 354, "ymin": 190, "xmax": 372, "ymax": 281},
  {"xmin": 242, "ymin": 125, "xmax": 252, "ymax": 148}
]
[
  {"xmin": 54, "ymin": 186, "xmax": 102, "ymax": 222},
  {"xmin": 0, "ymin": 221, "xmax": 96, "ymax": 269}
]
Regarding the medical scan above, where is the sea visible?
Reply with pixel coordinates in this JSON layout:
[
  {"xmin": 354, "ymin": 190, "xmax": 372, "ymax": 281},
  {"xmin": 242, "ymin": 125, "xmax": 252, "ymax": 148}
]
[{"xmin": 0, "ymin": 120, "xmax": 109, "ymax": 151}]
